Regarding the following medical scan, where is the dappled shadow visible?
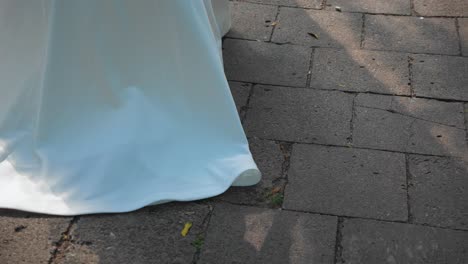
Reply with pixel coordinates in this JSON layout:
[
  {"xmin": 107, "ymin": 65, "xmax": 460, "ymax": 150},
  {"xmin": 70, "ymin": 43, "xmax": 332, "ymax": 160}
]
[
  {"xmin": 213, "ymin": 0, "xmax": 468, "ymax": 262},
  {"xmin": 1, "ymin": 0, "xmax": 467, "ymax": 263}
]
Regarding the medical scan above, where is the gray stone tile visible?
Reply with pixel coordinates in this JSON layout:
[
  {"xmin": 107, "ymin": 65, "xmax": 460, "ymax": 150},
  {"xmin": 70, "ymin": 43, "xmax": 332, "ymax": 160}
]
[
  {"xmin": 237, "ymin": 0, "xmax": 322, "ymax": 9},
  {"xmin": 460, "ymin": 18, "xmax": 468, "ymax": 56},
  {"xmin": 353, "ymin": 107, "xmax": 414, "ymax": 152},
  {"xmin": 199, "ymin": 203, "xmax": 337, "ymax": 264},
  {"xmin": 223, "ymin": 39, "xmax": 311, "ymax": 87},
  {"xmin": 392, "ymin": 97, "xmax": 465, "ymax": 128},
  {"xmin": 217, "ymin": 138, "xmax": 285, "ymax": 206},
  {"xmin": 228, "ymin": 2, "xmax": 277, "ymax": 41},
  {"xmin": 412, "ymin": 54, "xmax": 468, "ymax": 101},
  {"xmin": 355, "ymin": 94, "xmax": 466, "ymax": 129},
  {"xmin": 326, "ymin": 0, "xmax": 411, "ymax": 15},
  {"xmin": 353, "ymin": 107, "xmax": 468, "ymax": 156},
  {"xmin": 414, "ymin": 0, "xmax": 468, "ymax": 17},
  {"xmin": 283, "ymin": 145, "xmax": 407, "ymax": 221},
  {"xmin": 229, "ymin": 81, "xmax": 251, "ymax": 113},
  {"xmin": 310, "ymin": 49, "xmax": 411, "ymax": 95},
  {"xmin": 341, "ymin": 218, "xmax": 468, "ymax": 264},
  {"xmin": 272, "ymin": 8, "xmax": 362, "ymax": 48},
  {"xmin": 0, "ymin": 210, "xmax": 70, "ymax": 264},
  {"xmin": 409, "ymin": 155, "xmax": 468, "ymax": 230},
  {"xmin": 364, "ymin": 15, "xmax": 459, "ymax": 55},
  {"xmin": 57, "ymin": 203, "xmax": 210, "ymax": 264},
  {"xmin": 355, "ymin": 93, "xmax": 394, "ymax": 109},
  {"xmin": 407, "ymin": 120, "xmax": 468, "ymax": 157},
  {"xmin": 244, "ymin": 86, "xmax": 353, "ymax": 144}
]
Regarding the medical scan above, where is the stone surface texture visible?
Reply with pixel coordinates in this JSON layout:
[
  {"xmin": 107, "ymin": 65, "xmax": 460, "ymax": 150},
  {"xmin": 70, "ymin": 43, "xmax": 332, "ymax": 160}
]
[
  {"xmin": 4, "ymin": 0, "xmax": 468, "ymax": 263},
  {"xmin": 283, "ymin": 145, "xmax": 408, "ymax": 221},
  {"xmin": 0, "ymin": 211, "xmax": 70, "ymax": 264},
  {"xmin": 341, "ymin": 218, "xmax": 468, "ymax": 264},
  {"xmin": 228, "ymin": 2, "xmax": 277, "ymax": 41},
  {"xmin": 364, "ymin": 16, "xmax": 459, "ymax": 55},
  {"xmin": 56, "ymin": 204, "xmax": 210, "ymax": 264},
  {"xmin": 244, "ymin": 86, "xmax": 353, "ymax": 145},
  {"xmin": 199, "ymin": 203, "xmax": 338, "ymax": 264}
]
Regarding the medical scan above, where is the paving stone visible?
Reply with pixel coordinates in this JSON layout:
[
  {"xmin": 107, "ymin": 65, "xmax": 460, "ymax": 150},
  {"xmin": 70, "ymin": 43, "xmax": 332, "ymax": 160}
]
[
  {"xmin": 460, "ymin": 18, "xmax": 468, "ymax": 56},
  {"xmin": 227, "ymin": 2, "xmax": 277, "ymax": 41},
  {"xmin": 408, "ymin": 155, "xmax": 468, "ymax": 230},
  {"xmin": 310, "ymin": 49, "xmax": 411, "ymax": 95},
  {"xmin": 353, "ymin": 107, "xmax": 467, "ymax": 156},
  {"xmin": 412, "ymin": 54, "xmax": 468, "ymax": 101},
  {"xmin": 414, "ymin": 0, "xmax": 468, "ymax": 17},
  {"xmin": 353, "ymin": 107, "xmax": 414, "ymax": 152},
  {"xmin": 326, "ymin": 0, "xmax": 411, "ymax": 15},
  {"xmin": 355, "ymin": 93, "xmax": 393, "ymax": 109},
  {"xmin": 229, "ymin": 81, "xmax": 251, "ymax": 113},
  {"xmin": 244, "ymin": 86, "xmax": 353, "ymax": 144},
  {"xmin": 217, "ymin": 138, "xmax": 285, "ymax": 206},
  {"xmin": 57, "ymin": 203, "xmax": 210, "ymax": 264},
  {"xmin": 237, "ymin": 0, "xmax": 322, "ymax": 9},
  {"xmin": 272, "ymin": 8, "xmax": 362, "ymax": 48},
  {"xmin": 0, "ymin": 210, "xmax": 70, "ymax": 264},
  {"xmin": 199, "ymin": 203, "xmax": 337, "ymax": 264},
  {"xmin": 407, "ymin": 120, "xmax": 468, "ymax": 157},
  {"xmin": 223, "ymin": 39, "xmax": 311, "ymax": 87},
  {"xmin": 341, "ymin": 218, "xmax": 468, "ymax": 264},
  {"xmin": 355, "ymin": 94, "xmax": 466, "ymax": 128},
  {"xmin": 283, "ymin": 145, "xmax": 407, "ymax": 221},
  {"xmin": 364, "ymin": 15, "xmax": 459, "ymax": 55}
]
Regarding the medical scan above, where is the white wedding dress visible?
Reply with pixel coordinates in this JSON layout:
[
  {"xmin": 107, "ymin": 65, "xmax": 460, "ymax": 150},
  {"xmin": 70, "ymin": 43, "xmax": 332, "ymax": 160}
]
[{"xmin": 0, "ymin": 0, "xmax": 260, "ymax": 215}]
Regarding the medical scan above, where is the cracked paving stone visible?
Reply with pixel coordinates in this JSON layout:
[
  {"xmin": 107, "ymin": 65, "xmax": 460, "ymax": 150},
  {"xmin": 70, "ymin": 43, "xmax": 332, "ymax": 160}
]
[
  {"xmin": 355, "ymin": 93, "xmax": 465, "ymax": 129},
  {"xmin": 227, "ymin": 2, "xmax": 277, "ymax": 41},
  {"xmin": 408, "ymin": 155, "xmax": 468, "ymax": 230},
  {"xmin": 341, "ymin": 218, "xmax": 468, "ymax": 264},
  {"xmin": 56, "ymin": 203, "xmax": 210, "ymax": 264},
  {"xmin": 353, "ymin": 107, "xmax": 413, "ymax": 152},
  {"xmin": 412, "ymin": 54, "xmax": 468, "ymax": 101},
  {"xmin": 272, "ymin": 8, "xmax": 362, "ymax": 48},
  {"xmin": 244, "ymin": 86, "xmax": 353, "ymax": 145},
  {"xmin": 223, "ymin": 39, "xmax": 311, "ymax": 87},
  {"xmin": 310, "ymin": 49, "xmax": 410, "ymax": 95},
  {"xmin": 216, "ymin": 138, "xmax": 285, "ymax": 206},
  {"xmin": 326, "ymin": 0, "xmax": 411, "ymax": 15},
  {"xmin": 0, "ymin": 210, "xmax": 70, "ymax": 264},
  {"xmin": 353, "ymin": 107, "xmax": 468, "ymax": 156},
  {"xmin": 199, "ymin": 203, "xmax": 337, "ymax": 264},
  {"xmin": 236, "ymin": 0, "xmax": 322, "ymax": 9},
  {"xmin": 283, "ymin": 145, "xmax": 407, "ymax": 221},
  {"xmin": 364, "ymin": 15, "xmax": 459, "ymax": 55}
]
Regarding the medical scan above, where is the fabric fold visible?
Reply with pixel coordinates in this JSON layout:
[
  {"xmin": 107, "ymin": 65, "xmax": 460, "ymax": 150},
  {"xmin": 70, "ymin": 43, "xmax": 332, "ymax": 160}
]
[{"xmin": 0, "ymin": 0, "xmax": 260, "ymax": 215}]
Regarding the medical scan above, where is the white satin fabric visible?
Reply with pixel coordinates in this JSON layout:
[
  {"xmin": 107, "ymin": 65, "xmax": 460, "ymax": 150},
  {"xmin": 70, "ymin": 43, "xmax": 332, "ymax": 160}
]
[{"xmin": 0, "ymin": 0, "xmax": 260, "ymax": 215}]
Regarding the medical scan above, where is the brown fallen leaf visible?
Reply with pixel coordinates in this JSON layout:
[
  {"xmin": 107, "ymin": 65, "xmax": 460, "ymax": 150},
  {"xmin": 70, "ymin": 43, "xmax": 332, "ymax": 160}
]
[
  {"xmin": 271, "ymin": 186, "xmax": 282, "ymax": 194},
  {"xmin": 271, "ymin": 21, "xmax": 278, "ymax": 26}
]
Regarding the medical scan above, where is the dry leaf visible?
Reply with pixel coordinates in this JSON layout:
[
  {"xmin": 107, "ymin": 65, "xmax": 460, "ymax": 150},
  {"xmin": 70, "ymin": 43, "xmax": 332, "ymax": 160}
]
[
  {"xmin": 271, "ymin": 186, "xmax": 282, "ymax": 194},
  {"xmin": 307, "ymin": 32, "xmax": 319, "ymax": 39}
]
